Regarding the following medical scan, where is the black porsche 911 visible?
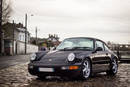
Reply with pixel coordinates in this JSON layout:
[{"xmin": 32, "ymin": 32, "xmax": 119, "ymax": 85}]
[{"xmin": 28, "ymin": 37, "xmax": 118, "ymax": 80}]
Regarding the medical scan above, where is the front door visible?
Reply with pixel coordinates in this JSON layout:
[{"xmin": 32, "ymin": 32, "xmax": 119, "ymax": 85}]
[{"xmin": 92, "ymin": 40, "xmax": 109, "ymax": 72}]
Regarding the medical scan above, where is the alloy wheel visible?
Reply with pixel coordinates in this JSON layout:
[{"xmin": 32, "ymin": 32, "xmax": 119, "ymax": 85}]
[
  {"xmin": 82, "ymin": 60, "xmax": 91, "ymax": 79},
  {"xmin": 112, "ymin": 59, "xmax": 118, "ymax": 74}
]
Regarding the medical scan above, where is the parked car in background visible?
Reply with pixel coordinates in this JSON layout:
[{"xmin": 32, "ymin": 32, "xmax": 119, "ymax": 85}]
[
  {"xmin": 40, "ymin": 46, "xmax": 48, "ymax": 51},
  {"xmin": 28, "ymin": 37, "xmax": 118, "ymax": 80}
]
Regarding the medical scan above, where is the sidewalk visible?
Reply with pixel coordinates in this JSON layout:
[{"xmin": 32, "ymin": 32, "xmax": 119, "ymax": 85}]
[{"xmin": 0, "ymin": 55, "xmax": 30, "ymax": 70}]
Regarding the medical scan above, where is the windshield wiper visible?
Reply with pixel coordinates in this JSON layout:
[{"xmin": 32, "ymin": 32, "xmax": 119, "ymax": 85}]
[
  {"xmin": 58, "ymin": 47, "xmax": 74, "ymax": 51},
  {"xmin": 58, "ymin": 47, "xmax": 92, "ymax": 51},
  {"xmin": 72, "ymin": 47, "xmax": 92, "ymax": 51}
]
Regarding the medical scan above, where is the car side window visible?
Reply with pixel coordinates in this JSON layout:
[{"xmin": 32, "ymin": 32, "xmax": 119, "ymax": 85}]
[
  {"xmin": 96, "ymin": 40, "xmax": 104, "ymax": 51},
  {"xmin": 104, "ymin": 44, "xmax": 110, "ymax": 51}
]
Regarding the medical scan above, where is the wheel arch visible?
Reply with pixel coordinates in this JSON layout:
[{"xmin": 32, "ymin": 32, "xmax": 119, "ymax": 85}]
[
  {"xmin": 111, "ymin": 54, "xmax": 119, "ymax": 62},
  {"xmin": 83, "ymin": 57, "xmax": 93, "ymax": 68}
]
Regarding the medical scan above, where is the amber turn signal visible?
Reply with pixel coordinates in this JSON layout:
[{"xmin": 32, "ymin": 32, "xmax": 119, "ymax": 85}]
[{"xmin": 69, "ymin": 66, "xmax": 79, "ymax": 70}]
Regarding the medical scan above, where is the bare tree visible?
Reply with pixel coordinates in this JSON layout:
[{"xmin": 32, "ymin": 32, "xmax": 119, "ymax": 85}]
[
  {"xmin": 0, "ymin": 0, "xmax": 12, "ymax": 55},
  {"xmin": 2, "ymin": 0, "xmax": 12, "ymax": 23}
]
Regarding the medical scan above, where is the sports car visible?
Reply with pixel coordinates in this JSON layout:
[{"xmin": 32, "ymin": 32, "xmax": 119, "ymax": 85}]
[{"xmin": 28, "ymin": 37, "xmax": 118, "ymax": 80}]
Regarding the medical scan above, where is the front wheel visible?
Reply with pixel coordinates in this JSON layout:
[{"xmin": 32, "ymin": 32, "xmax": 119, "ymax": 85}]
[
  {"xmin": 106, "ymin": 58, "xmax": 118, "ymax": 75},
  {"xmin": 81, "ymin": 59, "xmax": 92, "ymax": 80}
]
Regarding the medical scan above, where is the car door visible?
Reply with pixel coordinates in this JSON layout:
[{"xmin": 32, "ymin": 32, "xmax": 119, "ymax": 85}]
[
  {"xmin": 92, "ymin": 40, "xmax": 109, "ymax": 72},
  {"xmin": 103, "ymin": 43, "xmax": 112, "ymax": 66}
]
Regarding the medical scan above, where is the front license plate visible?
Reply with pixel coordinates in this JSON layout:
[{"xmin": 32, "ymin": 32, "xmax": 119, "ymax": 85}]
[{"xmin": 39, "ymin": 68, "xmax": 54, "ymax": 72}]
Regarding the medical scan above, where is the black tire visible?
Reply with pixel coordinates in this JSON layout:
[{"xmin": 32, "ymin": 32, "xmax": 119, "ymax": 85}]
[
  {"xmin": 106, "ymin": 58, "xmax": 118, "ymax": 75},
  {"xmin": 80, "ymin": 58, "xmax": 92, "ymax": 80}
]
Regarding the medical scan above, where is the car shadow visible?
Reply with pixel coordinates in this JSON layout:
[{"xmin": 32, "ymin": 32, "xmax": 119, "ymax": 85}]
[
  {"xmin": 26, "ymin": 73, "xmax": 119, "ymax": 87},
  {"xmin": 35, "ymin": 72, "xmax": 117, "ymax": 82}
]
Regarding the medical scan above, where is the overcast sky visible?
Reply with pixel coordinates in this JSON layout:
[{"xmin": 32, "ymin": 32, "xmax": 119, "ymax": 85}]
[{"xmin": 11, "ymin": 0, "xmax": 130, "ymax": 44}]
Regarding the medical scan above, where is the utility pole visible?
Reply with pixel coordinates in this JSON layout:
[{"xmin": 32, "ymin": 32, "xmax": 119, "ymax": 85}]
[
  {"xmin": 25, "ymin": 14, "xmax": 27, "ymax": 54},
  {"xmin": 0, "ymin": 0, "xmax": 2, "ymax": 55},
  {"xmin": 35, "ymin": 27, "xmax": 37, "ymax": 45},
  {"xmin": 12, "ymin": 20, "xmax": 15, "ymax": 55}
]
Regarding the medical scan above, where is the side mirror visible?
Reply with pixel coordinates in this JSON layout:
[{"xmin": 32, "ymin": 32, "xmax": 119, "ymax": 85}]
[{"xmin": 93, "ymin": 47, "xmax": 103, "ymax": 53}]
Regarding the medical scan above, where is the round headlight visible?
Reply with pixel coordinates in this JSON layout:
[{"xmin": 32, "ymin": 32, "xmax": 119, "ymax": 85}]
[
  {"xmin": 30, "ymin": 53, "xmax": 36, "ymax": 61},
  {"xmin": 68, "ymin": 53, "xmax": 75, "ymax": 61}
]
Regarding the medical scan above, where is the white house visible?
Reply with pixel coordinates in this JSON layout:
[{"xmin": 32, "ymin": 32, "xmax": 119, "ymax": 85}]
[
  {"xmin": 16, "ymin": 28, "xmax": 30, "ymax": 43},
  {"xmin": 4, "ymin": 22, "xmax": 38, "ymax": 55}
]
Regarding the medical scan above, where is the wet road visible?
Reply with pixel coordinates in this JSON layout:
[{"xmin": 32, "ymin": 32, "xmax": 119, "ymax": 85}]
[
  {"xmin": 0, "ymin": 55, "xmax": 30, "ymax": 70},
  {"xmin": 0, "ymin": 63, "xmax": 130, "ymax": 87}
]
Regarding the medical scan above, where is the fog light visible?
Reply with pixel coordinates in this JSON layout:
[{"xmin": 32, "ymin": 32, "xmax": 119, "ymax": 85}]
[
  {"xmin": 61, "ymin": 66, "xmax": 69, "ymax": 70},
  {"xmin": 69, "ymin": 66, "xmax": 79, "ymax": 70},
  {"xmin": 29, "ymin": 65, "xmax": 33, "ymax": 69}
]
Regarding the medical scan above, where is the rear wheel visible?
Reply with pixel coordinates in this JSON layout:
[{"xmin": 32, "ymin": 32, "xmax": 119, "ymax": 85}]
[
  {"xmin": 106, "ymin": 58, "xmax": 118, "ymax": 75},
  {"xmin": 81, "ymin": 59, "xmax": 91, "ymax": 80}
]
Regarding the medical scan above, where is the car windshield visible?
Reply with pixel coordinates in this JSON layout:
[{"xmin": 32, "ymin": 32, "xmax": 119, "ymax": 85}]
[{"xmin": 56, "ymin": 38, "xmax": 94, "ymax": 51}]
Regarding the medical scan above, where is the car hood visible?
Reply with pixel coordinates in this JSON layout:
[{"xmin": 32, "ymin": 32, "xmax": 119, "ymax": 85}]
[{"xmin": 39, "ymin": 50, "xmax": 92, "ymax": 65}]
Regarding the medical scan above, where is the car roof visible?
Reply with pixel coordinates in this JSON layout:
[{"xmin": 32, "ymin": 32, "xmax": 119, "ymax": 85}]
[{"xmin": 65, "ymin": 37, "xmax": 99, "ymax": 40}]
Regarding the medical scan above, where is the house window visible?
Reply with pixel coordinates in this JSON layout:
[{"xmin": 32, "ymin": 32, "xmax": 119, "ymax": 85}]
[{"xmin": 19, "ymin": 35, "xmax": 21, "ymax": 41}]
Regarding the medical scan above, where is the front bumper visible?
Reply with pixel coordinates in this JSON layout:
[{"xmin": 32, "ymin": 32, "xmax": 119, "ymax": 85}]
[{"xmin": 28, "ymin": 62, "xmax": 82, "ymax": 78}]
